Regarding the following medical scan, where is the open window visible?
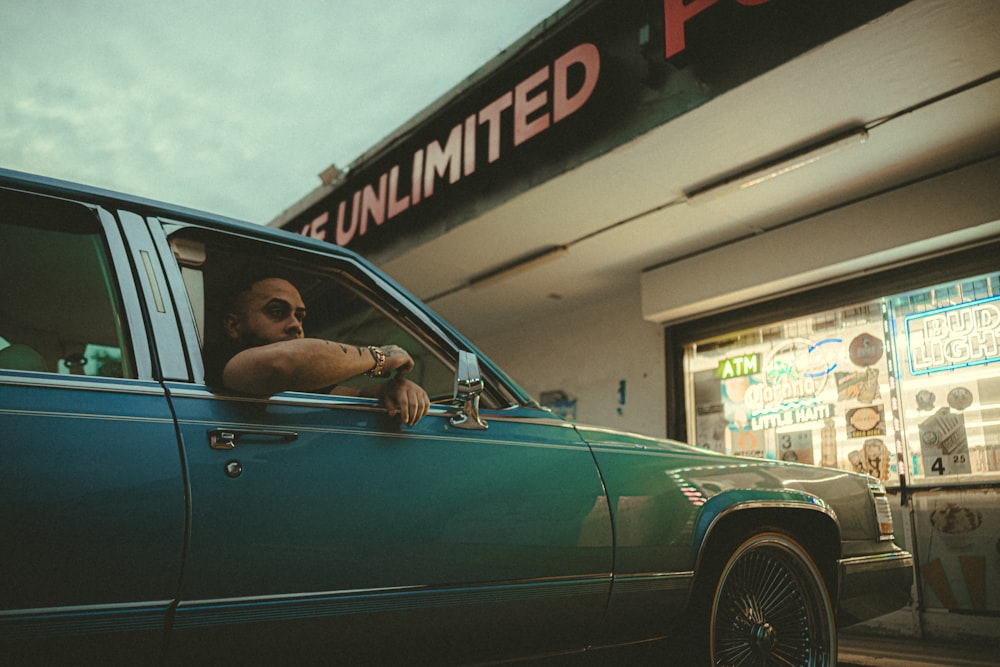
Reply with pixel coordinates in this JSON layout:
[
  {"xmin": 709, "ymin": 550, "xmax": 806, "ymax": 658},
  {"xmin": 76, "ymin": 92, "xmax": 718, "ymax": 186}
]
[
  {"xmin": 166, "ymin": 225, "xmax": 484, "ymax": 405},
  {"xmin": 0, "ymin": 189, "xmax": 134, "ymax": 378}
]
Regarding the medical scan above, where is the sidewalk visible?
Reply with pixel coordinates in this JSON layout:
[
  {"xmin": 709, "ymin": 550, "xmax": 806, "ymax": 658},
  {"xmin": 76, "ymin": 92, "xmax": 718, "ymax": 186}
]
[{"xmin": 838, "ymin": 634, "xmax": 1000, "ymax": 667}]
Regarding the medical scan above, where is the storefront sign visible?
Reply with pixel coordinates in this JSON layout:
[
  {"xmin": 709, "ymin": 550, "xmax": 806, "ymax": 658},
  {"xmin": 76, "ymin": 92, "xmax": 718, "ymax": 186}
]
[
  {"xmin": 905, "ymin": 296, "xmax": 1000, "ymax": 375},
  {"xmin": 282, "ymin": 0, "xmax": 910, "ymax": 255},
  {"xmin": 663, "ymin": 0, "xmax": 771, "ymax": 59},
  {"xmin": 749, "ymin": 401, "xmax": 834, "ymax": 430},
  {"xmin": 716, "ymin": 353, "xmax": 759, "ymax": 379},
  {"xmin": 303, "ymin": 43, "xmax": 600, "ymax": 248},
  {"xmin": 744, "ymin": 377, "xmax": 820, "ymax": 410}
]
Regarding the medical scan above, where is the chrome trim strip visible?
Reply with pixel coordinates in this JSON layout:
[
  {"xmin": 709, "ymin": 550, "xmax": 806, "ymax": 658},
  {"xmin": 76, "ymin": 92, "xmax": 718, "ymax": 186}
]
[
  {"xmin": 693, "ymin": 499, "xmax": 842, "ymax": 575},
  {"xmin": 0, "ymin": 372, "xmax": 165, "ymax": 395},
  {"xmin": 173, "ymin": 577, "xmax": 611, "ymax": 629},
  {"xmin": 0, "ymin": 601, "xmax": 172, "ymax": 640},
  {"xmin": 175, "ymin": 416, "xmax": 587, "ymax": 452},
  {"xmin": 586, "ymin": 445, "xmax": 691, "ymax": 458},
  {"xmin": 706, "ymin": 499, "xmax": 840, "ymax": 534},
  {"xmin": 612, "ymin": 572, "xmax": 693, "ymax": 594},
  {"xmin": 475, "ymin": 412, "xmax": 574, "ymax": 427},
  {"xmin": 838, "ymin": 550, "xmax": 914, "ymax": 575},
  {"xmin": 0, "ymin": 407, "xmax": 175, "ymax": 426},
  {"xmin": 164, "ymin": 384, "xmax": 576, "ymax": 428}
]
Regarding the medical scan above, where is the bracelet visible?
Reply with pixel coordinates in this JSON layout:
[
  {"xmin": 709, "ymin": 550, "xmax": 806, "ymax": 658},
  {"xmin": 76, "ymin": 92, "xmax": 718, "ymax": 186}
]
[{"xmin": 365, "ymin": 345, "xmax": 387, "ymax": 378}]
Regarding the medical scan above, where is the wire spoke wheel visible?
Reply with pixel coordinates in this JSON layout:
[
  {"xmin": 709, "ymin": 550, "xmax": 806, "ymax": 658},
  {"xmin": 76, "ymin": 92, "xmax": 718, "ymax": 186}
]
[{"xmin": 710, "ymin": 532, "xmax": 835, "ymax": 667}]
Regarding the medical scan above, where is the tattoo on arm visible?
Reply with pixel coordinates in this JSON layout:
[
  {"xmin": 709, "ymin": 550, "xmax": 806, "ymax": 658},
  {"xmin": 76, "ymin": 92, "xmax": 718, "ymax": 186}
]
[{"xmin": 326, "ymin": 341, "xmax": 369, "ymax": 361}]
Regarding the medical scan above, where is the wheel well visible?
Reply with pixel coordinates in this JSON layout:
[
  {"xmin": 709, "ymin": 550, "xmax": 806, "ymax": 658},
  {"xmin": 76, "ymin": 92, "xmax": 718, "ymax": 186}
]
[{"xmin": 694, "ymin": 507, "xmax": 841, "ymax": 600}]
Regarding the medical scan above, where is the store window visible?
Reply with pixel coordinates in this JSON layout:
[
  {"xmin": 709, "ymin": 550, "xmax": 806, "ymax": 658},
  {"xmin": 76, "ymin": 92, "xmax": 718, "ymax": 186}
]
[
  {"xmin": 889, "ymin": 273, "xmax": 1000, "ymax": 482},
  {"xmin": 684, "ymin": 270, "xmax": 1000, "ymax": 487}
]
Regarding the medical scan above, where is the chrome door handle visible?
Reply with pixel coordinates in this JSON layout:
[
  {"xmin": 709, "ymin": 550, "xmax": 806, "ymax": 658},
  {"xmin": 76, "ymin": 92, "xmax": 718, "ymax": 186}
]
[{"xmin": 208, "ymin": 428, "xmax": 298, "ymax": 450}]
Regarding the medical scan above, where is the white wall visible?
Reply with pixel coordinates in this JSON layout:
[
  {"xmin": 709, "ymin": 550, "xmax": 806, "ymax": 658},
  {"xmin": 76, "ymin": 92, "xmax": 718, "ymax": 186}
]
[
  {"xmin": 472, "ymin": 286, "xmax": 668, "ymax": 439},
  {"xmin": 641, "ymin": 157, "xmax": 1000, "ymax": 324},
  {"xmin": 459, "ymin": 158, "xmax": 1000, "ymax": 445}
]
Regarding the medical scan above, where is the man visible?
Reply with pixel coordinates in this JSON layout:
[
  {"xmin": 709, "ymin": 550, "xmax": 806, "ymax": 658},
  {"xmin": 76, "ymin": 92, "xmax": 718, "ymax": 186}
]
[{"xmin": 208, "ymin": 276, "xmax": 430, "ymax": 426}]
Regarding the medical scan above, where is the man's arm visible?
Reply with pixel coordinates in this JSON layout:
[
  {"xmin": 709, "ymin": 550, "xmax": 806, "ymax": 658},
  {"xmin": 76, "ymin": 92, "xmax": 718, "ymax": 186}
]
[{"xmin": 222, "ymin": 338, "xmax": 413, "ymax": 396}]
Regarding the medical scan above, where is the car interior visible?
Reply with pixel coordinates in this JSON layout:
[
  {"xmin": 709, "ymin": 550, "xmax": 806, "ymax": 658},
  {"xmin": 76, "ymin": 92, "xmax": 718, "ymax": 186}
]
[{"xmin": 0, "ymin": 189, "xmax": 133, "ymax": 378}]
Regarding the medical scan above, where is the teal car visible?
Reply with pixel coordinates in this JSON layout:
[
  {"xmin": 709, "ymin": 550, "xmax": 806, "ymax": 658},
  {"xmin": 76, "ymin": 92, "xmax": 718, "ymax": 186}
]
[{"xmin": 0, "ymin": 169, "xmax": 912, "ymax": 665}]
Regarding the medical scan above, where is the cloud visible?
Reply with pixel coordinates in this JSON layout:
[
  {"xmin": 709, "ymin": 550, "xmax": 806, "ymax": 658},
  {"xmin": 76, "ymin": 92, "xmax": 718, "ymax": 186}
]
[{"xmin": 1, "ymin": 0, "xmax": 567, "ymax": 222}]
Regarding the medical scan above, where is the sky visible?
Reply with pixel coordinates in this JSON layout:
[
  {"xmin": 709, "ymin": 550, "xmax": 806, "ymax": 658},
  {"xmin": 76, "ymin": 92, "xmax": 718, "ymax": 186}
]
[{"xmin": 1, "ymin": 0, "xmax": 569, "ymax": 224}]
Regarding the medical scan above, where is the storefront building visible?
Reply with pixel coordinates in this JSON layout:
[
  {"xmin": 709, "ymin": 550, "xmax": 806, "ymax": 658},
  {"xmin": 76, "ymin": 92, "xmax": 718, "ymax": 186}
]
[
  {"xmin": 670, "ymin": 247, "xmax": 1000, "ymax": 625},
  {"xmin": 272, "ymin": 0, "xmax": 1000, "ymax": 642}
]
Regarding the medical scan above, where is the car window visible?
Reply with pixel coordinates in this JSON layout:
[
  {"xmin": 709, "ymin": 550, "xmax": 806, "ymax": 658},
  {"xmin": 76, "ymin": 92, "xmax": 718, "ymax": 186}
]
[
  {"xmin": 167, "ymin": 227, "xmax": 459, "ymax": 402},
  {"xmin": 0, "ymin": 189, "xmax": 135, "ymax": 378},
  {"xmin": 295, "ymin": 274, "xmax": 457, "ymax": 399}
]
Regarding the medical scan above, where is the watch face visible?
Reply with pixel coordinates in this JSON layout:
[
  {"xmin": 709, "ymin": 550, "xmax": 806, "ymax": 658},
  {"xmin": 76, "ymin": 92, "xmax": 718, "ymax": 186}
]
[
  {"xmin": 849, "ymin": 333, "xmax": 884, "ymax": 367},
  {"xmin": 948, "ymin": 386, "xmax": 973, "ymax": 411}
]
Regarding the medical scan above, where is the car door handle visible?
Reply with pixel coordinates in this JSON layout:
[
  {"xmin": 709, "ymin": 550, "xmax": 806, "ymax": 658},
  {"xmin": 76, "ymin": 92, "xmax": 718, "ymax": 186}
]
[{"xmin": 208, "ymin": 428, "xmax": 299, "ymax": 450}]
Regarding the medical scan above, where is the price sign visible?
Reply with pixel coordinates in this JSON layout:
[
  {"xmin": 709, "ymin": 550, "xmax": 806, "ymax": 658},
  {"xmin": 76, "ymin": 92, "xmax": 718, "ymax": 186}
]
[{"xmin": 918, "ymin": 408, "xmax": 971, "ymax": 476}]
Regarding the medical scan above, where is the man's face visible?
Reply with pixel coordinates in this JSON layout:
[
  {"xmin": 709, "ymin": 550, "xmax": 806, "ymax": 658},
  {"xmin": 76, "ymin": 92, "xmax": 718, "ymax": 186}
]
[{"xmin": 225, "ymin": 278, "xmax": 306, "ymax": 348}]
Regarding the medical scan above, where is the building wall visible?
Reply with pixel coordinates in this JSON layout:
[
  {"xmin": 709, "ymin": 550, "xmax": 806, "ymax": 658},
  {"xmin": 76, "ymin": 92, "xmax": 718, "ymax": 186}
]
[{"xmin": 470, "ymin": 287, "xmax": 667, "ymax": 439}]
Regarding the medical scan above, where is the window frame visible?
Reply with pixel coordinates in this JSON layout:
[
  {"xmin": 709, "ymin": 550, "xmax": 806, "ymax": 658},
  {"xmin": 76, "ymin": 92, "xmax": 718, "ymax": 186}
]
[
  {"xmin": 0, "ymin": 186, "xmax": 152, "ymax": 382},
  {"xmin": 153, "ymin": 219, "xmax": 523, "ymax": 409},
  {"xmin": 668, "ymin": 240, "xmax": 1000, "ymax": 488}
]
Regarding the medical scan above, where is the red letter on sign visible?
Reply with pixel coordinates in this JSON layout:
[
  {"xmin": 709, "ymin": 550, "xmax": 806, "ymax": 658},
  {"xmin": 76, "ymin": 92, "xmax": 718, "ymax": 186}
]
[
  {"xmin": 514, "ymin": 66, "xmax": 550, "ymax": 147},
  {"xmin": 360, "ymin": 173, "xmax": 387, "ymax": 234},
  {"xmin": 479, "ymin": 92, "xmax": 513, "ymax": 164},
  {"xmin": 307, "ymin": 211, "xmax": 327, "ymax": 241},
  {"xmin": 553, "ymin": 43, "xmax": 600, "ymax": 123},
  {"xmin": 423, "ymin": 123, "xmax": 463, "ymax": 199},
  {"xmin": 663, "ymin": 0, "xmax": 718, "ymax": 58},
  {"xmin": 387, "ymin": 165, "xmax": 409, "ymax": 219},
  {"xmin": 335, "ymin": 199, "xmax": 356, "ymax": 246}
]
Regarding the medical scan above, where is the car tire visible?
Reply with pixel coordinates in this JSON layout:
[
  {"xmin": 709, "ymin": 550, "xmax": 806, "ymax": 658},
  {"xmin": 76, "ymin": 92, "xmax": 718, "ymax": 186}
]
[{"xmin": 705, "ymin": 530, "xmax": 836, "ymax": 667}]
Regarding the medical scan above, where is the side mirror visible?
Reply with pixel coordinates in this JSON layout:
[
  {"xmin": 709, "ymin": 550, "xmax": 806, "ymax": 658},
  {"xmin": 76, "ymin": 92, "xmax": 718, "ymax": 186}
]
[{"xmin": 450, "ymin": 351, "xmax": 488, "ymax": 430}]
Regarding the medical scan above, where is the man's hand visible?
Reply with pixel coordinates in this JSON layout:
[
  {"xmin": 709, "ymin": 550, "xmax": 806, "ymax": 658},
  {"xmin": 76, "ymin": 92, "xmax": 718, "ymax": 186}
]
[
  {"xmin": 379, "ymin": 345, "xmax": 415, "ymax": 377},
  {"xmin": 381, "ymin": 376, "xmax": 430, "ymax": 426}
]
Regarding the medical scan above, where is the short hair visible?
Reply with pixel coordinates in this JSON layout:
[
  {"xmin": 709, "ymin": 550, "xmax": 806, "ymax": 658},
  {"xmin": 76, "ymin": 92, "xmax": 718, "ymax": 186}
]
[{"xmin": 225, "ymin": 272, "xmax": 299, "ymax": 313}]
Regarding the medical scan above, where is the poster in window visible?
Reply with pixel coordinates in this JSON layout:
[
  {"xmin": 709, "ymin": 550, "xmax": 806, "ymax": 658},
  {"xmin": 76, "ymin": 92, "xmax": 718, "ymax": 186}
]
[
  {"xmin": 919, "ymin": 407, "xmax": 972, "ymax": 476},
  {"xmin": 778, "ymin": 430, "xmax": 814, "ymax": 464},
  {"xmin": 846, "ymin": 404, "xmax": 885, "ymax": 438}
]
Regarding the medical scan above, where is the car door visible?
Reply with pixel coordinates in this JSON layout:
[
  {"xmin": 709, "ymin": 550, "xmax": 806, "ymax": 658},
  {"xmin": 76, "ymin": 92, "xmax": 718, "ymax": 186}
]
[
  {"xmin": 157, "ymin": 224, "xmax": 614, "ymax": 664},
  {"xmin": 0, "ymin": 188, "xmax": 186, "ymax": 664}
]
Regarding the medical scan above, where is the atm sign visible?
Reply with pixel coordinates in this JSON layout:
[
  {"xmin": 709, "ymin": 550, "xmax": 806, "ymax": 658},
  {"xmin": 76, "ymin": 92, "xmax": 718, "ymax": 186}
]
[{"xmin": 717, "ymin": 353, "xmax": 760, "ymax": 379}]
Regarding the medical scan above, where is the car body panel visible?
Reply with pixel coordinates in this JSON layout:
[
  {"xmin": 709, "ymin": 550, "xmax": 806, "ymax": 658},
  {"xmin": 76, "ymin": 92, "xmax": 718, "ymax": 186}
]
[
  {"xmin": 0, "ymin": 375, "xmax": 186, "ymax": 662},
  {"xmin": 166, "ymin": 387, "xmax": 612, "ymax": 663}
]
